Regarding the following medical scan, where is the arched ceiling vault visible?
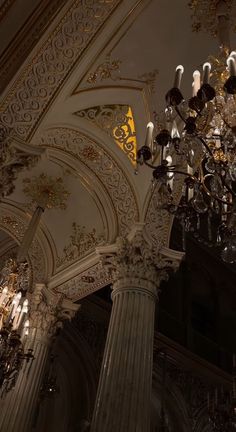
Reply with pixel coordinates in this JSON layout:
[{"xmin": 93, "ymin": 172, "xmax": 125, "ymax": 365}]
[{"xmin": 1, "ymin": 0, "xmax": 227, "ymax": 299}]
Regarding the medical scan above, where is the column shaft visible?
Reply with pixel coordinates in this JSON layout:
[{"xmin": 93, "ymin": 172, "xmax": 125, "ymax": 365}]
[{"xmin": 91, "ymin": 278, "xmax": 156, "ymax": 432}]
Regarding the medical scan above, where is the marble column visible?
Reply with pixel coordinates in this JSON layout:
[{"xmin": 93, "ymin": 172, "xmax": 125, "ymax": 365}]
[
  {"xmin": 0, "ymin": 284, "xmax": 78, "ymax": 432},
  {"xmin": 91, "ymin": 229, "xmax": 179, "ymax": 432}
]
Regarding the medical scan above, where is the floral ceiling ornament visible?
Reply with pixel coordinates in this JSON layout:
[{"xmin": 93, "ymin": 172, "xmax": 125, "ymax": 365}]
[
  {"xmin": 56, "ymin": 223, "xmax": 104, "ymax": 268},
  {"xmin": 22, "ymin": 173, "xmax": 70, "ymax": 210},
  {"xmin": 75, "ymin": 105, "xmax": 137, "ymax": 165}
]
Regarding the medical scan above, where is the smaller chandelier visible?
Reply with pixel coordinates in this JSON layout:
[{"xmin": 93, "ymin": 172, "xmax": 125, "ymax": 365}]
[
  {"xmin": 137, "ymin": 51, "xmax": 236, "ymax": 262},
  {"xmin": 0, "ymin": 259, "xmax": 33, "ymax": 395}
]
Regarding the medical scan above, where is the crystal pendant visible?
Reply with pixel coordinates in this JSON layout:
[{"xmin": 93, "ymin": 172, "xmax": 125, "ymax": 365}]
[{"xmin": 221, "ymin": 235, "xmax": 236, "ymax": 263}]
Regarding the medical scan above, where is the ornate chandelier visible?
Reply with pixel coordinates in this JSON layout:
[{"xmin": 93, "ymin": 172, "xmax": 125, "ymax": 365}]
[
  {"xmin": 137, "ymin": 1, "xmax": 236, "ymax": 263},
  {"xmin": 0, "ymin": 173, "xmax": 69, "ymax": 395},
  {"xmin": 0, "ymin": 259, "xmax": 33, "ymax": 395}
]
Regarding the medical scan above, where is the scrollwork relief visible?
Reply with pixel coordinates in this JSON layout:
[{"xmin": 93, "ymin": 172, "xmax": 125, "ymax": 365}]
[
  {"xmin": 36, "ymin": 127, "xmax": 139, "ymax": 236},
  {"xmin": 0, "ymin": 0, "xmax": 121, "ymax": 139},
  {"xmin": 75, "ymin": 104, "xmax": 137, "ymax": 165}
]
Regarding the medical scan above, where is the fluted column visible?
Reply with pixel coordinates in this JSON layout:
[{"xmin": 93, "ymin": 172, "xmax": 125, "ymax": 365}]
[
  {"xmin": 91, "ymin": 228, "xmax": 179, "ymax": 432},
  {"xmin": 0, "ymin": 284, "xmax": 78, "ymax": 432}
]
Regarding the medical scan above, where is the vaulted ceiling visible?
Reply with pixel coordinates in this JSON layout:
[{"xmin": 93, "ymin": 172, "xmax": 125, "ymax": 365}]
[{"xmin": 0, "ymin": 0, "xmax": 235, "ymax": 301}]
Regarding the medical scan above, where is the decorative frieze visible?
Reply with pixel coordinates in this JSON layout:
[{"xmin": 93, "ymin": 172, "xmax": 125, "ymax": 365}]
[{"xmin": 56, "ymin": 223, "xmax": 104, "ymax": 269}]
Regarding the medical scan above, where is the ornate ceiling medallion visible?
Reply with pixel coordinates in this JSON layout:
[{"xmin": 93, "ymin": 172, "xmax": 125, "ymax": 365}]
[
  {"xmin": 75, "ymin": 104, "xmax": 137, "ymax": 165},
  {"xmin": 22, "ymin": 173, "xmax": 70, "ymax": 210}
]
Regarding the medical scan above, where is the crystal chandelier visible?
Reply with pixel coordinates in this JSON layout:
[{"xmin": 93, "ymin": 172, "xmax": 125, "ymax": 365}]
[
  {"xmin": 0, "ymin": 259, "xmax": 33, "ymax": 395},
  {"xmin": 137, "ymin": 1, "xmax": 236, "ymax": 263},
  {"xmin": 0, "ymin": 174, "xmax": 69, "ymax": 395}
]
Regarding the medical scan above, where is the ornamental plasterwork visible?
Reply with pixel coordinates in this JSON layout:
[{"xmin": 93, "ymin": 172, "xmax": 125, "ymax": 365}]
[
  {"xmin": 56, "ymin": 223, "xmax": 105, "ymax": 269},
  {"xmin": 0, "ymin": 213, "xmax": 47, "ymax": 284},
  {"xmin": 0, "ymin": 0, "xmax": 121, "ymax": 139},
  {"xmin": 86, "ymin": 57, "xmax": 121, "ymax": 84},
  {"xmin": 55, "ymin": 261, "xmax": 112, "ymax": 301},
  {"xmin": 22, "ymin": 173, "xmax": 70, "ymax": 210},
  {"xmin": 0, "ymin": 126, "xmax": 44, "ymax": 198},
  {"xmin": 189, "ymin": 0, "xmax": 236, "ymax": 36},
  {"xmin": 138, "ymin": 69, "xmax": 159, "ymax": 93},
  {"xmin": 36, "ymin": 127, "xmax": 139, "ymax": 235},
  {"xmin": 0, "ymin": 0, "xmax": 67, "ymax": 94},
  {"xmin": 75, "ymin": 105, "xmax": 137, "ymax": 165},
  {"xmin": 98, "ymin": 230, "xmax": 180, "ymax": 293}
]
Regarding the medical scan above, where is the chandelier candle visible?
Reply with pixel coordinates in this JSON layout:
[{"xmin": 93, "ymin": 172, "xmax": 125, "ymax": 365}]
[
  {"xmin": 227, "ymin": 55, "xmax": 236, "ymax": 76},
  {"xmin": 192, "ymin": 70, "xmax": 201, "ymax": 96},
  {"xmin": 145, "ymin": 122, "xmax": 154, "ymax": 151},
  {"xmin": 174, "ymin": 65, "xmax": 184, "ymax": 89},
  {"xmin": 202, "ymin": 62, "xmax": 211, "ymax": 84}
]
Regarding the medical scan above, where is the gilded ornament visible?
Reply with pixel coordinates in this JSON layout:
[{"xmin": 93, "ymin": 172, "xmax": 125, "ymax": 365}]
[
  {"xmin": 37, "ymin": 127, "xmax": 139, "ymax": 235},
  {"xmin": 0, "ymin": 0, "xmax": 121, "ymax": 139},
  {"xmin": 22, "ymin": 173, "xmax": 69, "ymax": 210},
  {"xmin": 87, "ymin": 57, "xmax": 121, "ymax": 84},
  {"xmin": 79, "ymin": 145, "xmax": 100, "ymax": 162},
  {"xmin": 75, "ymin": 105, "xmax": 137, "ymax": 165}
]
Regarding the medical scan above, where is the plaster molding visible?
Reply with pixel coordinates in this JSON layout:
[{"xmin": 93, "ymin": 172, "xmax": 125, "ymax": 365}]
[
  {"xmin": 0, "ymin": 201, "xmax": 55, "ymax": 283},
  {"xmin": 0, "ymin": 0, "xmax": 122, "ymax": 139},
  {"xmin": 34, "ymin": 127, "xmax": 139, "ymax": 236}
]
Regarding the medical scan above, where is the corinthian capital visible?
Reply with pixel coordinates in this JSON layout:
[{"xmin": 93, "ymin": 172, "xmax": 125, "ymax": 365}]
[
  {"xmin": 96, "ymin": 224, "xmax": 183, "ymax": 287},
  {"xmin": 29, "ymin": 284, "xmax": 79, "ymax": 339}
]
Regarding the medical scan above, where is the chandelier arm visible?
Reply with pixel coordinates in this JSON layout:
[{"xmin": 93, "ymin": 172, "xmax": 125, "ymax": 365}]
[{"xmin": 175, "ymin": 106, "xmax": 186, "ymax": 124}]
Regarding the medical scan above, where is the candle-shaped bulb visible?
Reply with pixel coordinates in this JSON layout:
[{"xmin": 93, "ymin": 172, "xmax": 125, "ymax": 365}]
[
  {"xmin": 174, "ymin": 65, "xmax": 184, "ymax": 89},
  {"xmin": 23, "ymin": 299, "xmax": 28, "ymax": 306},
  {"xmin": 227, "ymin": 56, "xmax": 236, "ymax": 76},
  {"xmin": 203, "ymin": 62, "xmax": 211, "ymax": 84},
  {"xmin": 25, "ymin": 328, "xmax": 29, "ymax": 336},
  {"xmin": 16, "ymin": 292, "xmax": 22, "ymax": 300},
  {"xmin": 24, "ymin": 319, "xmax": 30, "ymax": 328},
  {"xmin": 16, "ymin": 305, "xmax": 21, "ymax": 313},
  {"xmin": 144, "ymin": 122, "xmax": 154, "ymax": 149},
  {"xmin": 2, "ymin": 287, "xmax": 8, "ymax": 294},
  {"xmin": 192, "ymin": 70, "xmax": 201, "ymax": 96}
]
